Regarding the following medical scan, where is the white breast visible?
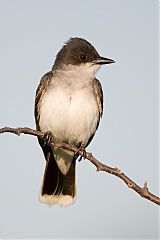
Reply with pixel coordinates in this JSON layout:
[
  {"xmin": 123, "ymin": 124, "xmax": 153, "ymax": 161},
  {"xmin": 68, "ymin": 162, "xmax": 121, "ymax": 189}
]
[{"xmin": 39, "ymin": 83, "xmax": 99, "ymax": 146}]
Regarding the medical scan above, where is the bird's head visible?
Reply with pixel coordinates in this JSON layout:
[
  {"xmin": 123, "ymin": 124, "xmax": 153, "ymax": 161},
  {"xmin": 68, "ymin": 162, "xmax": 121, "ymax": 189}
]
[{"xmin": 53, "ymin": 37, "xmax": 115, "ymax": 72}]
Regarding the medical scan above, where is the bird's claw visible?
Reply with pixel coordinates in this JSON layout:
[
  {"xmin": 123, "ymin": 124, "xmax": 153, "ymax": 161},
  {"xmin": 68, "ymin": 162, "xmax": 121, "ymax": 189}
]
[
  {"xmin": 43, "ymin": 131, "xmax": 53, "ymax": 146},
  {"xmin": 75, "ymin": 144, "xmax": 86, "ymax": 162}
]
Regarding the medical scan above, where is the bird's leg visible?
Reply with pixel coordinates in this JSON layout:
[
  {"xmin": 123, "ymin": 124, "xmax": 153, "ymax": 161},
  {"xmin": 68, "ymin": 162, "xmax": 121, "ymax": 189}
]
[
  {"xmin": 42, "ymin": 131, "xmax": 53, "ymax": 147},
  {"xmin": 75, "ymin": 143, "xmax": 86, "ymax": 162}
]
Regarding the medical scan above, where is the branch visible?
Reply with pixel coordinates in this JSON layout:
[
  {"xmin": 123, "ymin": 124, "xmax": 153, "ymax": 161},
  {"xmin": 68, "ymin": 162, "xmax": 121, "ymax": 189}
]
[{"xmin": 0, "ymin": 126, "xmax": 159, "ymax": 206}]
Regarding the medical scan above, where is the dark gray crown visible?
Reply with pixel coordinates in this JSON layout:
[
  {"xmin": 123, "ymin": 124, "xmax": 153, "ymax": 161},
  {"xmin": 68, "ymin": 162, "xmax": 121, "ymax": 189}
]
[{"xmin": 53, "ymin": 37, "xmax": 100, "ymax": 70}]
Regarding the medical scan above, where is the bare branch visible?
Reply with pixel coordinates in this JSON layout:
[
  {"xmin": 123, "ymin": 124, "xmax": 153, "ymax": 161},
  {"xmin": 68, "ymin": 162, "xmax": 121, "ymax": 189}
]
[{"xmin": 0, "ymin": 126, "xmax": 159, "ymax": 206}]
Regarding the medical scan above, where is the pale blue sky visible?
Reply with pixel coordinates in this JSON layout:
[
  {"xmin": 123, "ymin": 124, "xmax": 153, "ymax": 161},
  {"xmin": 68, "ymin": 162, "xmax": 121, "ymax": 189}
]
[{"xmin": 0, "ymin": 0, "xmax": 158, "ymax": 239}]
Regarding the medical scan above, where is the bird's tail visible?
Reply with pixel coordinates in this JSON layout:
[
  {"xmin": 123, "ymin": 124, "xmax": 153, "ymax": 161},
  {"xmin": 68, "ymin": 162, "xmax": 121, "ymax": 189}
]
[{"xmin": 40, "ymin": 153, "xmax": 76, "ymax": 206}]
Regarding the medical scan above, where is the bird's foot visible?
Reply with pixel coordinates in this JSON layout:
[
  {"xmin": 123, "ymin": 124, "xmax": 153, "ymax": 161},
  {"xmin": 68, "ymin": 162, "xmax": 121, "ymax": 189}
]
[
  {"xmin": 43, "ymin": 131, "xmax": 53, "ymax": 146},
  {"xmin": 75, "ymin": 144, "xmax": 86, "ymax": 162}
]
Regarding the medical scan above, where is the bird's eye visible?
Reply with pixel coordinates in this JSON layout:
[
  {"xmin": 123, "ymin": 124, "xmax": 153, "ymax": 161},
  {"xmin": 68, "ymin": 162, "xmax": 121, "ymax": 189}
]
[{"xmin": 80, "ymin": 54, "xmax": 87, "ymax": 60}]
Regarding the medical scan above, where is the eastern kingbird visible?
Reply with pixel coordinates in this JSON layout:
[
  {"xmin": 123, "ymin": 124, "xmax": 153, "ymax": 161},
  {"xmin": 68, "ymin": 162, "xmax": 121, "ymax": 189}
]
[{"xmin": 35, "ymin": 37, "xmax": 114, "ymax": 206}]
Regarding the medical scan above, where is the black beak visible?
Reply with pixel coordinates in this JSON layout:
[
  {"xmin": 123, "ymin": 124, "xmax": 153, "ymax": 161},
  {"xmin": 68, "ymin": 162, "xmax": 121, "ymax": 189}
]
[{"xmin": 95, "ymin": 56, "xmax": 115, "ymax": 65}]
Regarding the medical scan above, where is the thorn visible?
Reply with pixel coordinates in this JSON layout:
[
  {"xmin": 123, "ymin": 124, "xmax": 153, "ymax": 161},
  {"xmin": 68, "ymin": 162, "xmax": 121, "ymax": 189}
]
[
  {"xmin": 115, "ymin": 167, "xmax": 123, "ymax": 174},
  {"xmin": 96, "ymin": 166, "xmax": 101, "ymax": 172},
  {"xmin": 143, "ymin": 180, "xmax": 148, "ymax": 190},
  {"xmin": 16, "ymin": 130, "xmax": 20, "ymax": 136}
]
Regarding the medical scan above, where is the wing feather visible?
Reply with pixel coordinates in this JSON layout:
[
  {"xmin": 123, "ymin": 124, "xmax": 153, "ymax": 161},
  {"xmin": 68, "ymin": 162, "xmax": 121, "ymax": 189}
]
[
  {"xmin": 93, "ymin": 78, "xmax": 103, "ymax": 129},
  {"xmin": 34, "ymin": 71, "xmax": 53, "ymax": 130},
  {"xmin": 86, "ymin": 78, "xmax": 103, "ymax": 147}
]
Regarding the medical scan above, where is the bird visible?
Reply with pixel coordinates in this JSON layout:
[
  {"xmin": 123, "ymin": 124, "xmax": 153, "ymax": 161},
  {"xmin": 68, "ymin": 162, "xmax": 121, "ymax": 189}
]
[{"xmin": 34, "ymin": 37, "xmax": 114, "ymax": 206}]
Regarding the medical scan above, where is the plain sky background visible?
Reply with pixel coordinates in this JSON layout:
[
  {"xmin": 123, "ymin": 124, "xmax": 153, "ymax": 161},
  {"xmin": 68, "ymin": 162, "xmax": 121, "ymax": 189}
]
[{"xmin": 0, "ymin": 0, "xmax": 158, "ymax": 239}]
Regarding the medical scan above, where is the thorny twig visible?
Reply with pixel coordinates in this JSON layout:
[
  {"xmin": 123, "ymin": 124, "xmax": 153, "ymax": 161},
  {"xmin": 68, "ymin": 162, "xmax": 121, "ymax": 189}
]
[{"xmin": 0, "ymin": 126, "xmax": 159, "ymax": 206}]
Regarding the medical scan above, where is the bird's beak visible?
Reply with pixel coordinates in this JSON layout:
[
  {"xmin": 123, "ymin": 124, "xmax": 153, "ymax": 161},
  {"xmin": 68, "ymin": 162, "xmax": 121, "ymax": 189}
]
[{"xmin": 95, "ymin": 56, "xmax": 115, "ymax": 65}]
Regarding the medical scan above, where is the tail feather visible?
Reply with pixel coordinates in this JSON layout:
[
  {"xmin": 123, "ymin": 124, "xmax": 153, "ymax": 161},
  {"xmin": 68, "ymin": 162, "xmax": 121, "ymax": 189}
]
[{"xmin": 40, "ymin": 152, "xmax": 76, "ymax": 206}]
